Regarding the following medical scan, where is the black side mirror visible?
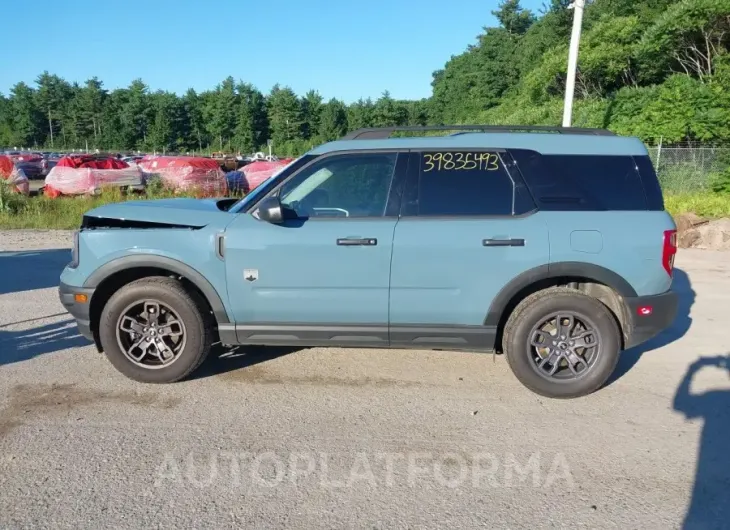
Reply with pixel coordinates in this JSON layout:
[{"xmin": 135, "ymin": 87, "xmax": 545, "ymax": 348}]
[{"xmin": 256, "ymin": 195, "xmax": 284, "ymax": 224}]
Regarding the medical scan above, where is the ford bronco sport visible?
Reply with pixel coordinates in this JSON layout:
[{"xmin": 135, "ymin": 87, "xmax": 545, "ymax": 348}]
[{"xmin": 59, "ymin": 126, "xmax": 679, "ymax": 398}]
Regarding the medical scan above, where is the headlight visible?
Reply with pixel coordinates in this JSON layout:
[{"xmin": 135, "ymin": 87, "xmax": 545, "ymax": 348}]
[{"xmin": 69, "ymin": 230, "xmax": 80, "ymax": 268}]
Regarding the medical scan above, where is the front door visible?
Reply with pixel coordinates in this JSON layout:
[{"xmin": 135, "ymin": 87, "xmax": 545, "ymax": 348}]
[{"xmin": 223, "ymin": 151, "xmax": 407, "ymax": 345}]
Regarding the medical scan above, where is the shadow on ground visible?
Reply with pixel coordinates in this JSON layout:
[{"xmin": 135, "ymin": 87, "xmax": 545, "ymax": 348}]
[
  {"xmin": 0, "ymin": 318, "xmax": 91, "ymax": 365},
  {"xmin": 673, "ymin": 355, "xmax": 730, "ymax": 529},
  {"xmin": 608, "ymin": 267, "xmax": 695, "ymax": 384},
  {"xmin": 0, "ymin": 249, "xmax": 71, "ymax": 295},
  {"xmin": 191, "ymin": 344, "xmax": 303, "ymax": 380}
]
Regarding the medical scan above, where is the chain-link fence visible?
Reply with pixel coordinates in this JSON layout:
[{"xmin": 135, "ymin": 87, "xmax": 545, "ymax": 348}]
[{"xmin": 647, "ymin": 147, "xmax": 730, "ymax": 194}]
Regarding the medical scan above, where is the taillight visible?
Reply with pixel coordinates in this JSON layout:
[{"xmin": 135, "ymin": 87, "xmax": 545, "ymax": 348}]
[{"xmin": 662, "ymin": 229, "xmax": 677, "ymax": 276}]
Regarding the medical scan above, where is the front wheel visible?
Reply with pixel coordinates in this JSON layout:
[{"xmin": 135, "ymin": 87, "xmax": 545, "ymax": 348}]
[
  {"xmin": 98, "ymin": 277, "xmax": 214, "ymax": 383},
  {"xmin": 502, "ymin": 287, "xmax": 621, "ymax": 399}
]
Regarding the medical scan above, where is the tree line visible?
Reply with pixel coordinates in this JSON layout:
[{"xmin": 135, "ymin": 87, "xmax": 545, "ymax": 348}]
[{"xmin": 1, "ymin": 0, "xmax": 729, "ymax": 155}]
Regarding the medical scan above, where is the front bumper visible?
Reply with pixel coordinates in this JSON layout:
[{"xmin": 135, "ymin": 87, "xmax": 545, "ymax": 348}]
[
  {"xmin": 59, "ymin": 282, "xmax": 95, "ymax": 341},
  {"xmin": 624, "ymin": 290, "xmax": 679, "ymax": 349}
]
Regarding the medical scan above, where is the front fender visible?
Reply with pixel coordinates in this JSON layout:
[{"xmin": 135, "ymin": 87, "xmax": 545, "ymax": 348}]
[{"xmin": 83, "ymin": 253, "xmax": 230, "ymax": 324}]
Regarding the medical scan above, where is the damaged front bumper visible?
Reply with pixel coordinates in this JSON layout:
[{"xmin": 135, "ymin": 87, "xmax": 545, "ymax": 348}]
[{"xmin": 59, "ymin": 282, "xmax": 96, "ymax": 341}]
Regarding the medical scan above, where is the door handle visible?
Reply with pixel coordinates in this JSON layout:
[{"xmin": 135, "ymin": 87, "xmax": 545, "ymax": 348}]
[
  {"xmin": 483, "ymin": 238, "xmax": 525, "ymax": 247},
  {"xmin": 337, "ymin": 238, "xmax": 377, "ymax": 246},
  {"xmin": 215, "ymin": 233, "xmax": 225, "ymax": 259}
]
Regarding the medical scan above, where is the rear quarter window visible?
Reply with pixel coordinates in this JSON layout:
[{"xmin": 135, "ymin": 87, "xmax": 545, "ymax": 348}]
[
  {"xmin": 510, "ymin": 150, "xmax": 648, "ymax": 211},
  {"xmin": 634, "ymin": 155, "xmax": 665, "ymax": 211}
]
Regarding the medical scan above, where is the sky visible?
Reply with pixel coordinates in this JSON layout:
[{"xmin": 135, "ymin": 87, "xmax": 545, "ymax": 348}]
[{"xmin": 1, "ymin": 0, "xmax": 545, "ymax": 103}]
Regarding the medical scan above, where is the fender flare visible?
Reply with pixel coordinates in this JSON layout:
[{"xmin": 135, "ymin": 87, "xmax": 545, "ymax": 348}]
[
  {"xmin": 83, "ymin": 254, "xmax": 230, "ymax": 324},
  {"xmin": 484, "ymin": 262, "xmax": 637, "ymax": 327}
]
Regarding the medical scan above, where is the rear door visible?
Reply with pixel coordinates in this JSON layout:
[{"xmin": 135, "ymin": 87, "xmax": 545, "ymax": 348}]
[{"xmin": 389, "ymin": 150, "xmax": 549, "ymax": 349}]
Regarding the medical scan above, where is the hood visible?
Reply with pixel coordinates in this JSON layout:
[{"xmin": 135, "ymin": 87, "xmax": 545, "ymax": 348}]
[{"xmin": 82, "ymin": 198, "xmax": 234, "ymax": 229}]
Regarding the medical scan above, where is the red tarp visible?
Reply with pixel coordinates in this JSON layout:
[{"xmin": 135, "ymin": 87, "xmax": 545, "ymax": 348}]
[
  {"xmin": 56, "ymin": 155, "xmax": 129, "ymax": 170},
  {"xmin": 138, "ymin": 155, "xmax": 227, "ymax": 197},
  {"xmin": 241, "ymin": 159, "xmax": 294, "ymax": 191},
  {"xmin": 0, "ymin": 156, "xmax": 13, "ymax": 177},
  {"xmin": 44, "ymin": 155, "xmax": 142, "ymax": 198},
  {"xmin": 0, "ymin": 155, "xmax": 30, "ymax": 195}
]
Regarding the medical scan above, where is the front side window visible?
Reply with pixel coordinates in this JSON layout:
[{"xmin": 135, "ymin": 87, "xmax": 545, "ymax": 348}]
[
  {"xmin": 415, "ymin": 151, "xmax": 515, "ymax": 216},
  {"xmin": 277, "ymin": 153, "xmax": 397, "ymax": 218}
]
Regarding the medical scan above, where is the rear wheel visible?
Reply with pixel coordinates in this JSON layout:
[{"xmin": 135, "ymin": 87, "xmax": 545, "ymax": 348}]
[
  {"xmin": 503, "ymin": 287, "xmax": 621, "ymax": 399},
  {"xmin": 98, "ymin": 277, "xmax": 213, "ymax": 383}
]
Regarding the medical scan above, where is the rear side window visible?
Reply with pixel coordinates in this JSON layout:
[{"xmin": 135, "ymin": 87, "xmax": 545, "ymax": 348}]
[
  {"xmin": 413, "ymin": 151, "xmax": 523, "ymax": 216},
  {"xmin": 511, "ymin": 150, "xmax": 647, "ymax": 211}
]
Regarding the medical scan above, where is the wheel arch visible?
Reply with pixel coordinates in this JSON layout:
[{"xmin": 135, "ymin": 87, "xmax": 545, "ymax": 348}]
[
  {"xmin": 486, "ymin": 262, "xmax": 635, "ymax": 351},
  {"xmin": 84, "ymin": 255, "xmax": 230, "ymax": 352}
]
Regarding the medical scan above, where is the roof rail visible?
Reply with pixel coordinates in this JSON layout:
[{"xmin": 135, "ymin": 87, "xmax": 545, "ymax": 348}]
[{"xmin": 340, "ymin": 125, "xmax": 617, "ymax": 140}]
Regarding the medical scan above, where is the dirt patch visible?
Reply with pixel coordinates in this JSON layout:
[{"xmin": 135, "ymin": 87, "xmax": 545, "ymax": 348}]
[
  {"xmin": 219, "ymin": 364, "xmax": 422, "ymax": 388},
  {"xmin": 674, "ymin": 213, "xmax": 708, "ymax": 233},
  {"xmin": 0, "ymin": 230, "xmax": 74, "ymax": 251},
  {"xmin": 0, "ymin": 383, "xmax": 180, "ymax": 439},
  {"xmin": 676, "ymin": 215, "xmax": 730, "ymax": 251}
]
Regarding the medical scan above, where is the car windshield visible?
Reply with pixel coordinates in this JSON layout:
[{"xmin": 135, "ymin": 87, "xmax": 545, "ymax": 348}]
[{"xmin": 229, "ymin": 156, "xmax": 302, "ymax": 213}]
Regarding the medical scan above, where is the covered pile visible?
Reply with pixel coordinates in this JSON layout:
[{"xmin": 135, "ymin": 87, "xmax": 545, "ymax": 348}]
[
  {"xmin": 138, "ymin": 156, "xmax": 227, "ymax": 197},
  {"xmin": 0, "ymin": 155, "xmax": 30, "ymax": 195},
  {"xmin": 241, "ymin": 159, "xmax": 294, "ymax": 192},
  {"xmin": 44, "ymin": 155, "xmax": 142, "ymax": 197}
]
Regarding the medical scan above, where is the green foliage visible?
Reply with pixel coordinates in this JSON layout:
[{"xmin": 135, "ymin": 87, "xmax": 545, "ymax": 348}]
[
  {"xmin": 664, "ymin": 192, "xmax": 730, "ymax": 218},
  {"xmin": 435, "ymin": 0, "xmax": 730, "ymax": 145},
  {"xmin": 9, "ymin": 82, "xmax": 43, "ymax": 146},
  {"xmin": 639, "ymin": 0, "xmax": 730, "ymax": 80},
  {"xmin": 267, "ymin": 85, "xmax": 304, "ymax": 147},
  {"xmin": 492, "ymin": 0, "xmax": 536, "ymax": 36},
  {"xmin": 430, "ymin": 28, "xmax": 521, "ymax": 123},
  {"xmin": 710, "ymin": 168, "xmax": 730, "ymax": 194},
  {"xmin": 0, "ymin": 179, "xmax": 27, "ymax": 214},
  {"xmin": 319, "ymin": 99, "xmax": 348, "ymax": 141},
  {"xmin": 1, "ymin": 0, "xmax": 730, "ymax": 155},
  {"xmin": 607, "ymin": 75, "xmax": 730, "ymax": 143},
  {"xmin": 347, "ymin": 98, "xmax": 375, "ymax": 130},
  {"xmin": 656, "ymin": 161, "xmax": 714, "ymax": 194},
  {"xmin": 301, "ymin": 90, "xmax": 323, "ymax": 140},
  {"xmin": 204, "ymin": 77, "xmax": 237, "ymax": 151},
  {"xmin": 372, "ymin": 91, "xmax": 408, "ymax": 127},
  {"xmin": 233, "ymin": 83, "xmax": 268, "ymax": 153},
  {"xmin": 0, "ymin": 184, "xmax": 210, "ymax": 229}
]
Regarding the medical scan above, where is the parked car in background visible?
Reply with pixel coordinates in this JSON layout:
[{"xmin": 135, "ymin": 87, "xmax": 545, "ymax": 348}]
[
  {"xmin": 44, "ymin": 154, "xmax": 143, "ymax": 197},
  {"xmin": 121, "ymin": 155, "xmax": 144, "ymax": 167},
  {"xmin": 44, "ymin": 153, "xmax": 62, "ymax": 175},
  {"xmin": 8, "ymin": 152, "xmax": 46, "ymax": 179}
]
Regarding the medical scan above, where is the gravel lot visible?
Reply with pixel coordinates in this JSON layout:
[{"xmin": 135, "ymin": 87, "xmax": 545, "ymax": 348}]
[{"xmin": 1, "ymin": 230, "xmax": 729, "ymax": 529}]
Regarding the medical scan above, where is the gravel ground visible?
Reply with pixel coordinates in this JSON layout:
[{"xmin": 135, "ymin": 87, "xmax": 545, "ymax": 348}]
[{"xmin": 1, "ymin": 230, "xmax": 729, "ymax": 529}]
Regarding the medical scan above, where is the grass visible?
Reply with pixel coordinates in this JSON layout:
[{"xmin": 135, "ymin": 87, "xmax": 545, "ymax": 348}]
[
  {"xmin": 0, "ymin": 181, "xmax": 729, "ymax": 230},
  {"xmin": 664, "ymin": 193, "xmax": 730, "ymax": 219},
  {"xmin": 0, "ymin": 180, "xmax": 244, "ymax": 229}
]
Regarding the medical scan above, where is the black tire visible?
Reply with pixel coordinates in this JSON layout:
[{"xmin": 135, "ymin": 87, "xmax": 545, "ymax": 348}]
[
  {"xmin": 98, "ymin": 277, "xmax": 214, "ymax": 383},
  {"xmin": 502, "ymin": 287, "xmax": 621, "ymax": 399}
]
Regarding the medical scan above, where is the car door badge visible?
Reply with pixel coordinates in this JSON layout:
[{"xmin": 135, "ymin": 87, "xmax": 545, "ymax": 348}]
[{"xmin": 244, "ymin": 269, "xmax": 259, "ymax": 282}]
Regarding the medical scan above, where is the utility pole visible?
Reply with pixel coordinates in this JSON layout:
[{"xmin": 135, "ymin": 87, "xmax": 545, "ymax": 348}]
[
  {"xmin": 562, "ymin": 0, "xmax": 586, "ymax": 127},
  {"xmin": 48, "ymin": 109, "xmax": 54, "ymax": 148}
]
